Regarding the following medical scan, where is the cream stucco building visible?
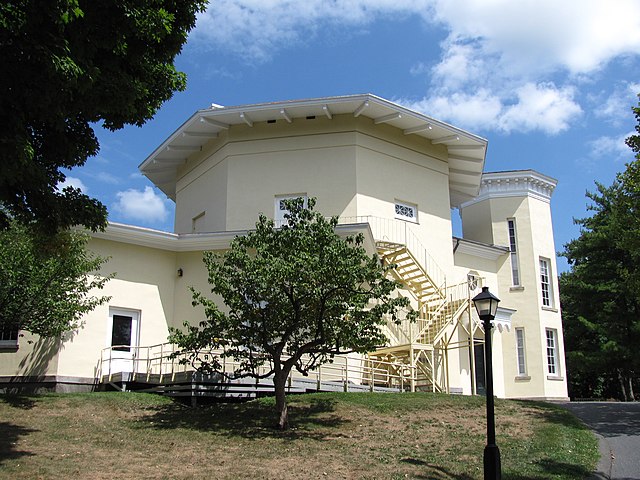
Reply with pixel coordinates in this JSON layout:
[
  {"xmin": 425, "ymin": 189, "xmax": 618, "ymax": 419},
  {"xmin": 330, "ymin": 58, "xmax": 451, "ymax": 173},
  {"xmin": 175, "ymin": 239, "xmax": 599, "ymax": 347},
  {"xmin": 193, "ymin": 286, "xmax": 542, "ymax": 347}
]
[{"xmin": 0, "ymin": 94, "xmax": 568, "ymax": 400}]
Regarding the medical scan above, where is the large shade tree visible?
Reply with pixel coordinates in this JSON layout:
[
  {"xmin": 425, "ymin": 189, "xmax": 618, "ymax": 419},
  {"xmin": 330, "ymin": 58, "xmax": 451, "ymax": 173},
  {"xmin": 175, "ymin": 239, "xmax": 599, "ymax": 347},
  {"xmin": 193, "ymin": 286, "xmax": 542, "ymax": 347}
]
[
  {"xmin": 0, "ymin": 0, "xmax": 207, "ymax": 232},
  {"xmin": 170, "ymin": 199, "xmax": 415, "ymax": 429},
  {"xmin": 0, "ymin": 220, "xmax": 110, "ymax": 339},
  {"xmin": 560, "ymin": 95, "xmax": 640, "ymax": 401}
]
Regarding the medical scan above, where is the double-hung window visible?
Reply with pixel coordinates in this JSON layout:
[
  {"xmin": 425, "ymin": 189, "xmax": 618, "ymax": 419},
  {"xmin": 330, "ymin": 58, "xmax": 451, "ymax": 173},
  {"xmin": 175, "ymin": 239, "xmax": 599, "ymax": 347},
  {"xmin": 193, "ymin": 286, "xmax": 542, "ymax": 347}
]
[
  {"xmin": 539, "ymin": 258, "xmax": 553, "ymax": 307},
  {"xmin": 507, "ymin": 219, "xmax": 520, "ymax": 286},
  {"xmin": 515, "ymin": 328, "xmax": 527, "ymax": 376},
  {"xmin": 545, "ymin": 328, "xmax": 560, "ymax": 376}
]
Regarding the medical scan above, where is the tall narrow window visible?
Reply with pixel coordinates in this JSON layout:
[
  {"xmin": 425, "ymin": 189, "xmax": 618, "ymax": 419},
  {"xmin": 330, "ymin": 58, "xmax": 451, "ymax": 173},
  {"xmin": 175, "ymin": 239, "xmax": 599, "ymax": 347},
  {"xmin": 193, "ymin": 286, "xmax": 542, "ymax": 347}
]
[
  {"xmin": 515, "ymin": 328, "xmax": 527, "ymax": 376},
  {"xmin": 275, "ymin": 194, "xmax": 308, "ymax": 224},
  {"xmin": 546, "ymin": 328, "xmax": 559, "ymax": 375},
  {"xmin": 507, "ymin": 219, "xmax": 520, "ymax": 286},
  {"xmin": 539, "ymin": 258, "xmax": 553, "ymax": 307}
]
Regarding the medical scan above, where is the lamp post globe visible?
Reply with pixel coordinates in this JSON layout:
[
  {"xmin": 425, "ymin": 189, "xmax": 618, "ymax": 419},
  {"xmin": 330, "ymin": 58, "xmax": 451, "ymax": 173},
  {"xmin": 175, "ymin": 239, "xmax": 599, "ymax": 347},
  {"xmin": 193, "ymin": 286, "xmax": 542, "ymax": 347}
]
[{"xmin": 472, "ymin": 286, "xmax": 502, "ymax": 480}]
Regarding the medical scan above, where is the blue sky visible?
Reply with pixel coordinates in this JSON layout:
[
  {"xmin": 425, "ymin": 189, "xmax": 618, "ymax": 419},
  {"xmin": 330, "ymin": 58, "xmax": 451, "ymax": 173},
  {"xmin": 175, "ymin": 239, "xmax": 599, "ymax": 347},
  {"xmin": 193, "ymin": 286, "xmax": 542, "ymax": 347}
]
[{"xmin": 62, "ymin": 1, "xmax": 640, "ymax": 271}]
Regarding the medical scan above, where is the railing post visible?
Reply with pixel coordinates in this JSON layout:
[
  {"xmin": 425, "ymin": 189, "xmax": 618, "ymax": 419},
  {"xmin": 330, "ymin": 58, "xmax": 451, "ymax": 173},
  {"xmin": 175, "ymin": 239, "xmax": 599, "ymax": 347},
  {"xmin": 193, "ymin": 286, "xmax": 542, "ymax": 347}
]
[
  {"xmin": 343, "ymin": 366, "xmax": 348, "ymax": 392},
  {"xmin": 159, "ymin": 343, "xmax": 163, "ymax": 379}
]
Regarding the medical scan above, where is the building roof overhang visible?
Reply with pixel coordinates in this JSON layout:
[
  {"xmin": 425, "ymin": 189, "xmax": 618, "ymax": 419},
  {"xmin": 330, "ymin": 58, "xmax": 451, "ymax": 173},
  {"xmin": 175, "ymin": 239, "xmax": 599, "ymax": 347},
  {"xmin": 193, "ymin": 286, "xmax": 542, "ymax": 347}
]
[
  {"xmin": 91, "ymin": 221, "xmax": 377, "ymax": 254},
  {"xmin": 139, "ymin": 94, "xmax": 488, "ymax": 208},
  {"xmin": 452, "ymin": 236, "xmax": 509, "ymax": 261}
]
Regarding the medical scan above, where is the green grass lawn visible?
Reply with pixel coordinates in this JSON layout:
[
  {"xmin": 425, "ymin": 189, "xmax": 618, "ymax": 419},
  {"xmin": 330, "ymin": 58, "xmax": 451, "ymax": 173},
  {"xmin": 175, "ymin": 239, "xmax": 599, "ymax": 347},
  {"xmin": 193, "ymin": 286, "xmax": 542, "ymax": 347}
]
[{"xmin": 0, "ymin": 392, "xmax": 598, "ymax": 479}]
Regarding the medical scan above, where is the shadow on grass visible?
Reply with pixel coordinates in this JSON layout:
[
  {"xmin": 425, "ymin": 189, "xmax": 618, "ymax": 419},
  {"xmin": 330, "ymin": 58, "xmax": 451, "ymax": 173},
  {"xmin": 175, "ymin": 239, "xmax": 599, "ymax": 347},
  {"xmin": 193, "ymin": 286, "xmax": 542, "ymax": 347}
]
[
  {"xmin": 399, "ymin": 459, "xmax": 475, "ymax": 479},
  {"xmin": 0, "ymin": 395, "xmax": 38, "ymax": 410},
  {"xmin": 0, "ymin": 422, "xmax": 37, "ymax": 466},
  {"xmin": 138, "ymin": 396, "xmax": 348, "ymax": 440},
  {"xmin": 504, "ymin": 459, "xmax": 594, "ymax": 480}
]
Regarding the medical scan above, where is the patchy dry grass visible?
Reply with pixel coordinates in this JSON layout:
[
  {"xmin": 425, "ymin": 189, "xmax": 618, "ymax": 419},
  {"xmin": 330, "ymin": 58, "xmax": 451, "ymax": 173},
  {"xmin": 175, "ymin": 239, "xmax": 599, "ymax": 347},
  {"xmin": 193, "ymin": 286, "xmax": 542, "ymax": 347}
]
[{"xmin": 0, "ymin": 392, "xmax": 597, "ymax": 479}]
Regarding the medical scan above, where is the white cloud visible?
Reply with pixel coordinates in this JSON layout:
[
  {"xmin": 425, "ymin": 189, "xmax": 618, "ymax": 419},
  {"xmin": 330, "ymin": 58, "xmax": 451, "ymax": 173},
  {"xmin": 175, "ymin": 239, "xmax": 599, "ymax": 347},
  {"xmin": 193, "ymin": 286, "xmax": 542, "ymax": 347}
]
[
  {"xmin": 112, "ymin": 187, "xmax": 168, "ymax": 223},
  {"xmin": 588, "ymin": 132, "xmax": 635, "ymax": 162},
  {"xmin": 402, "ymin": 83, "xmax": 582, "ymax": 134},
  {"xmin": 403, "ymin": 89, "xmax": 503, "ymax": 130},
  {"xmin": 193, "ymin": 0, "xmax": 435, "ymax": 62},
  {"xmin": 498, "ymin": 83, "xmax": 582, "ymax": 135},
  {"xmin": 432, "ymin": 0, "xmax": 640, "ymax": 76},
  {"xmin": 58, "ymin": 177, "xmax": 87, "ymax": 193},
  {"xmin": 594, "ymin": 82, "xmax": 640, "ymax": 126}
]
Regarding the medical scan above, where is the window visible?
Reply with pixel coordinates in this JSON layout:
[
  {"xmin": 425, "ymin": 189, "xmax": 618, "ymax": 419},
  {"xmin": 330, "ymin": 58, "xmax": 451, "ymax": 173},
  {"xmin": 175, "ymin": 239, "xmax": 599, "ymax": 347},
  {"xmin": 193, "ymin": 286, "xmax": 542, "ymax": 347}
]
[
  {"xmin": 546, "ymin": 328, "xmax": 560, "ymax": 375},
  {"xmin": 539, "ymin": 258, "xmax": 553, "ymax": 307},
  {"xmin": 192, "ymin": 211, "xmax": 205, "ymax": 233},
  {"xmin": 507, "ymin": 219, "xmax": 520, "ymax": 286},
  {"xmin": 395, "ymin": 200, "xmax": 418, "ymax": 223},
  {"xmin": 275, "ymin": 194, "xmax": 308, "ymax": 224},
  {"xmin": 0, "ymin": 323, "xmax": 19, "ymax": 349},
  {"xmin": 515, "ymin": 328, "xmax": 527, "ymax": 376}
]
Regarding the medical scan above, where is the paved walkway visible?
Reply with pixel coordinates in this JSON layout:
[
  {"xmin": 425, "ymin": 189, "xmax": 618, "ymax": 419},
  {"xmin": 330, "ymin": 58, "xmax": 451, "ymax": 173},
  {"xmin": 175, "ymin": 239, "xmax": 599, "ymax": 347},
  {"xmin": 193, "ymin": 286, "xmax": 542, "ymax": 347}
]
[{"xmin": 560, "ymin": 402, "xmax": 640, "ymax": 480}]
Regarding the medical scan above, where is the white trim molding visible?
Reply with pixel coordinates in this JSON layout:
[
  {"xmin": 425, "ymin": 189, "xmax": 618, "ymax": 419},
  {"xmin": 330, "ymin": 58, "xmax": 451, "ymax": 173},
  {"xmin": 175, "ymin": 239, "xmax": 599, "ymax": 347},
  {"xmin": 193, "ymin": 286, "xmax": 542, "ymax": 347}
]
[{"xmin": 459, "ymin": 170, "xmax": 557, "ymax": 208}]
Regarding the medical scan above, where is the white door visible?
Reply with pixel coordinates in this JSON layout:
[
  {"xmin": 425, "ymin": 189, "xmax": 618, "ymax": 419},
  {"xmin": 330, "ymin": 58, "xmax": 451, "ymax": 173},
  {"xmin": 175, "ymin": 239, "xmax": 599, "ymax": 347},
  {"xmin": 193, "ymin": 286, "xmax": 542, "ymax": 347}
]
[{"xmin": 108, "ymin": 309, "xmax": 140, "ymax": 374}]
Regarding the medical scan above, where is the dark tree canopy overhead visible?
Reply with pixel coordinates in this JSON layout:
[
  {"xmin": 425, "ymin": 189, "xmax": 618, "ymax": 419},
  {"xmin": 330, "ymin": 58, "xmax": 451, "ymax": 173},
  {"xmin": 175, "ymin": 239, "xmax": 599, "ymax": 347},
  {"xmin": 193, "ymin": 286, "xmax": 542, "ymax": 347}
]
[
  {"xmin": 170, "ymin": 198, "xmax": 414, "ymax": 429},
  {"xmin": 0, "ymin": 0, "xmax": 207, "ymax": 232}
]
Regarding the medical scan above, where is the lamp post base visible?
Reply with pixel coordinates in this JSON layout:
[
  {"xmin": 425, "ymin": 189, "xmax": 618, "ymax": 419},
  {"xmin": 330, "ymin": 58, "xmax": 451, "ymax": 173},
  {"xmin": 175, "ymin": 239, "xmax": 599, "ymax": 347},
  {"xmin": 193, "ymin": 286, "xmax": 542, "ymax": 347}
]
[{"xmin": 483, "ymin": 444, "xmax": 501, "ymax": 480}]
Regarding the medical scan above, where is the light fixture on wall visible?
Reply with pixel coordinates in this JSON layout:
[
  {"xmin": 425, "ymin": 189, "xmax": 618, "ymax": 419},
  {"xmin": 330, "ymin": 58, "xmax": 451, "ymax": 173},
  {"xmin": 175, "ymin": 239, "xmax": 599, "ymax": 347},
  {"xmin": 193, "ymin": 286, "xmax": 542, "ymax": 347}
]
[
  {"xmin": 177, "ymin": 268, "xmax": 183, "ymax": 277},
  {"xmin": 472, "ymin": 286, "xmax": 501, "ymax": 480}
]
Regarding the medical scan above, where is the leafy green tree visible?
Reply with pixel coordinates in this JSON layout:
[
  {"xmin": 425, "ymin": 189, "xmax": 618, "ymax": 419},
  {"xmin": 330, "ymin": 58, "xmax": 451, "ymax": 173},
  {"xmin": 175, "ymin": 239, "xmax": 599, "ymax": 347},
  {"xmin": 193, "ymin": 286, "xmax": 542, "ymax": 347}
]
[
  {"xmin": 0, "ymin": 0, "xmax": 207, "ymax": 232},
  {"xmin": 560, "ymin": 95, "xmax": 640, "ymax": 401},
  {"xmin": 170, "ymin": 199, "xmax": 414, "ymax": 429},
  {"xmin": 0, "ymin": 220, "xmax": 111, "ymax": 338}
]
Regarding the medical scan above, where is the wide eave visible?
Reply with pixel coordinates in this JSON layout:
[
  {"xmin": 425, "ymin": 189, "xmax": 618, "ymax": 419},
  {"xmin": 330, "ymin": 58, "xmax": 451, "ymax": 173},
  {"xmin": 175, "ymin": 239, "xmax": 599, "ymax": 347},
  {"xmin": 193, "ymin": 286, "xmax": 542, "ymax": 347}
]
[{"xmin": 139, "ymin": 94, "xmax": 488, "ymax": 207}]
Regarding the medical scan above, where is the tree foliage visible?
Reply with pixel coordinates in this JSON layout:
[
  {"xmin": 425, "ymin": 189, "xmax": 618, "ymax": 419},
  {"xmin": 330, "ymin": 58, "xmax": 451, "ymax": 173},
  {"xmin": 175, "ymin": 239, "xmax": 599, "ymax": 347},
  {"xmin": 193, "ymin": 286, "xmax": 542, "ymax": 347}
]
[
  {"xmin": 0, "ymin": 220, "xmax": 111, "ymax": 338},
  {"xmin": 560, "ymin": 95, "xmax": 640, "ymax": 401},
  {"xmin": 0, "ymin": 0, "xmax": 207, "ymax": 232},
  {"xmin": 170, "ymin": 198, "xmax": 414, "ymax": 429}
]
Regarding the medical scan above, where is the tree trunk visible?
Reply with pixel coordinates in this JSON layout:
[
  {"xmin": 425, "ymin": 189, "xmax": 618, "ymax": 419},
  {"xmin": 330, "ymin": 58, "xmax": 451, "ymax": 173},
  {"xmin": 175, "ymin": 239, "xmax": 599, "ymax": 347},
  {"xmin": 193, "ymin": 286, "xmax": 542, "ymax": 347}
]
[
  {"xmin": 617, "ymin": 369, "xmax": 629, "ymax": 401},
  {"xmin": 628, "ymin": 375, "xmax": 636, "ymax": 402},
  {"xmin": 273, "ymin": 369, "xmax": 289, "ymax": 430}
]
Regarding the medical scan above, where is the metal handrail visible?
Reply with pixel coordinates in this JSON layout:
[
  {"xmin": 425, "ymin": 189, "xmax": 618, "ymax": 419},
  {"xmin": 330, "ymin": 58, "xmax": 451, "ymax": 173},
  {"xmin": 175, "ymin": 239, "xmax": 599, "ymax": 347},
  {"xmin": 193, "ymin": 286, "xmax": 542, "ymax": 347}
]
[{"xmin": 98, "ymin": 343, "xmax": 416, "ymax": 391}]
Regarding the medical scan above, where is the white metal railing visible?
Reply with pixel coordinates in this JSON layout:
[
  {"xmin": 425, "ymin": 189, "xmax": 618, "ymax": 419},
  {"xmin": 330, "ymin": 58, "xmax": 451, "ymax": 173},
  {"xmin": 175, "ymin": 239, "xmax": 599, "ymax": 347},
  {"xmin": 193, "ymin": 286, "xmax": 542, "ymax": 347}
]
[
  {"xmin": 338, "ymin": 216, "xmax": 447, "ymax": 292},
  {"xmin": 98, "ymin": 343, "xmax": 417, "ymax": 392}
]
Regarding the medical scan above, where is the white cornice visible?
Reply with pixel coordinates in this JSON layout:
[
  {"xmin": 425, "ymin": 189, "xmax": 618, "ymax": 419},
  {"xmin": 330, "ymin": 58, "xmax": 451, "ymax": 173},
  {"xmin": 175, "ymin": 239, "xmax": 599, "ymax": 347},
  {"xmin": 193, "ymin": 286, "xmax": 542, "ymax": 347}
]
[
  {"xmin": 90, "ymin": 222, "xmax": 375, "ymax": 253},
  {"xmin": 459, "ymin": 170, "xmax": 557, "ymax": 209},
  {"xmin": 453, "ymin": 237, "xmax": 509, "ymax": 261},
  {"xmin": 138, "ymin": 93, "xmax": 488, "ymax": 206}
]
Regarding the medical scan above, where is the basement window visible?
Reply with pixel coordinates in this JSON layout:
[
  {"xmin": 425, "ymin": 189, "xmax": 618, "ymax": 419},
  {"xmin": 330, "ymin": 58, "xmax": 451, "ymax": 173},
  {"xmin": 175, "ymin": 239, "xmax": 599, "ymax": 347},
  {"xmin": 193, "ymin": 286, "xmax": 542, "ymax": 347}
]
[
  {"xmin": 267, "ymin": 119, "xmax": 277, "ymax": 124},
  {"xmin": 395, "ymin": 200, "xmax": 418, "ymax": 223},
  {"xmin": 0, "ymin": 323, "xmax": 19, "ymax": 350}
]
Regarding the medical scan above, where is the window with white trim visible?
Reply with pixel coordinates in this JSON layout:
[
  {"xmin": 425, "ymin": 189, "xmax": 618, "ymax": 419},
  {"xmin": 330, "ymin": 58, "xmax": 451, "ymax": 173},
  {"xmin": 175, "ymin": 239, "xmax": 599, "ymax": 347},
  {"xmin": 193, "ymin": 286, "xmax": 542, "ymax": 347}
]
[
  {"xmin": 0, "ymin": 323, "xmax": 19, "ymax": 349},
  {"xmin": 515, "ymin": 328, "xmax": 527, "ymax": 376},
  {"xmin": 539, "ymin": 257, "xmax": 553, "ymax": 307},
  {"xmin": 395, "ymin": 200, "xmax": 418, "ymax": 223},
  {"xmin": 192, "ymin": 211, "xmax": 205, "ymax": 233},
  {"xmin": 507, "ymin": 219, "xmax": 520, "ymax": 286},
  {"xmin": 275, "ymin": 194, "xmax": 308, "ymax": 224},
  {"xmin": 545, "ymin": 328, "xmax": 560, "ymax": 375}
]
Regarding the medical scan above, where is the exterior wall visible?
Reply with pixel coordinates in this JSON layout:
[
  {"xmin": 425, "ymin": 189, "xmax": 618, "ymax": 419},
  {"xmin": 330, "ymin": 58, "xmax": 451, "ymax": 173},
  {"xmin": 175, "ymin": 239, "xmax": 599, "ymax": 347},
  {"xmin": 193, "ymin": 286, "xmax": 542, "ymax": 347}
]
[
  {"xmin": 460, "ymin": 175, "xmax": 568, "ymax": 400},
  {"xmin": 55, "ymin": 238, "xmax": 178, "ymax": 379},
  {"xmin": 0, "ymin": 333, "xmax": 61, "ymax": 380}
]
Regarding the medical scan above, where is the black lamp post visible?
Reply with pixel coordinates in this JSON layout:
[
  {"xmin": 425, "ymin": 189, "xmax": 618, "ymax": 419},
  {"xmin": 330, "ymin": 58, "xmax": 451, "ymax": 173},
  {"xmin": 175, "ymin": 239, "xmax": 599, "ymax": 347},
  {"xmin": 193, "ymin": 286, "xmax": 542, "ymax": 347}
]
[{"xmin": 472, "ymin": 286, "xmax": 501, "ymax": 480}]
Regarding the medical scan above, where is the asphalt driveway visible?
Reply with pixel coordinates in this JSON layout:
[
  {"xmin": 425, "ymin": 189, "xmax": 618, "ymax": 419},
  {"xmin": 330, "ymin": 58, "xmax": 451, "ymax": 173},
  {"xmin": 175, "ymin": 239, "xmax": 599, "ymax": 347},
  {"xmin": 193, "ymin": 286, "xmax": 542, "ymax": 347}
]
[{"xmin": 560, "ymin": 401, "xmax": 640, "ymax": 480}]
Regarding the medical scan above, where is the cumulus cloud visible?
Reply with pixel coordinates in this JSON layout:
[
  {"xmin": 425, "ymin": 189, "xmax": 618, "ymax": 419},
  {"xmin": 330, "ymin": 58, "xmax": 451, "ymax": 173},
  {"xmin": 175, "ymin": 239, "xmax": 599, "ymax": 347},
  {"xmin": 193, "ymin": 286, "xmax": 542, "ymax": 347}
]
[
  {"xmin": 192, "ymin": 1, "xmax": 639, "ymax": 135},
  {"xmin": 112, "ymin": 187, "xmax": 168, "ymax": 223},
  {"xmin": 594, "ymin": 82, "xmax": 640, "ymax": 126},
  {"xmin": 588, "ymin": 132, "xmax": 636, "ymax": 162},
  {"xmin": 402, "ymin": 83, "xmax": 582, "ymax": 135},
  {"xmin": 192, "ymin": 0, "xmax": 434, "ymax": 62},
  {"xmin": 58, "ymin": 176, "xmax": 87, "ymax": 193},
  {"xmin": 498, "ymin": 83, "xmax": 583, "ymax": 134}
]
